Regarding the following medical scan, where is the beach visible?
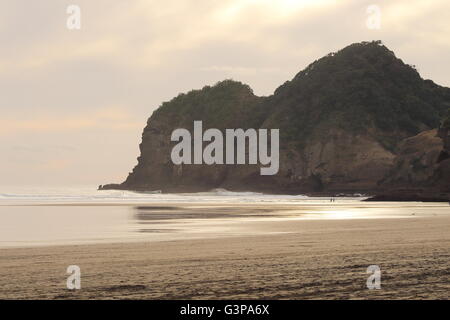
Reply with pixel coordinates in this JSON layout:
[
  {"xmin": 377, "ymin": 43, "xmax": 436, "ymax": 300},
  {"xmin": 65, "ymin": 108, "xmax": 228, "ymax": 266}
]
[{"xmin": 1, "ymin": 200, "xmax": 449, "ymax": 299}]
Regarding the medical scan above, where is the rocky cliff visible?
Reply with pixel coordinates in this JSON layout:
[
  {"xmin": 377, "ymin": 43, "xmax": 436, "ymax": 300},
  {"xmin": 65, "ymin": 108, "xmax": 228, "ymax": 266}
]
[
  {"xmin": 432, "ymin": 111, "xmax": 450, "ymax": 192},
  {"xmin": 379, "ymin": 129, "xmax": 443, "ymax": 188},
  {"xmin": 101, "ymin": 41, "xmax": 450, "ymax": 195},
  {"xmin": 367, "ymin": 110, "xmax": 450, "ymax": 201}
]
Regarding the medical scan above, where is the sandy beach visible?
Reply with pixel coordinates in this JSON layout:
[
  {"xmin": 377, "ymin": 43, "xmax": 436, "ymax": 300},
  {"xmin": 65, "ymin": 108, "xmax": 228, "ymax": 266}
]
[{"xmin": 1, "ymin": 205, "xmax": 449, "ymax": 300}]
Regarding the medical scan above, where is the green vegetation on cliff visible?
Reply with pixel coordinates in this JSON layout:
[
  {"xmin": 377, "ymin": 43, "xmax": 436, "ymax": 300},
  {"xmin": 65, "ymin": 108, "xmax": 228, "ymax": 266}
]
[
  {"xmin": 153, "ymin": 80, "xmax": 268, "ymax": 130},
  {"xmin": 264, "ymin": 41, "xmax": 450, "ymax": 149}
]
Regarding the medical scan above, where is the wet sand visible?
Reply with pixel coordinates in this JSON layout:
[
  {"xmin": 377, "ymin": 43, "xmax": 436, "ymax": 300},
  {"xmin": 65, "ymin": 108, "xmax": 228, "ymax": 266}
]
[{"xmin": 1, "ymin": 213, "xmax": 450, "ymax": 299}]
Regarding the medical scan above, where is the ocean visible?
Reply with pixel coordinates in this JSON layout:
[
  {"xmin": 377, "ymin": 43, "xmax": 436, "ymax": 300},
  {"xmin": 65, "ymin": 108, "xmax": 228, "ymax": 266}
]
[{"xmin": 0, "ymin": 186, "xmax": 448, "ymax": 248}]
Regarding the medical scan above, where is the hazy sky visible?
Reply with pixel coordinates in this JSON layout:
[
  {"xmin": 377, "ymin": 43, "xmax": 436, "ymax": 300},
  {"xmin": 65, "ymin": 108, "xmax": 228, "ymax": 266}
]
[{"xmin": 1, "ymin": 0, "xmax": 449, "ymax": 187}]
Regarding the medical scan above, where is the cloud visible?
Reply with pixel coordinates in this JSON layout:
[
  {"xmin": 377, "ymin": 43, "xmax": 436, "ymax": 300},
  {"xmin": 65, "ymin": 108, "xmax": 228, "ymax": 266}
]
[
  {"xmin": 200, "ymin": 65, "xmax": 284, "ymax": 75},
  {"xmin": 0, "ymin": 107, "xmax": 142, "ymax": 136},
  {"xmin": 0, "ymin": 0, "xmax": 348, "ymax": 72},
  {"xmin": 0, "ymin": 0, "xmax": 449, "ymax": 185}
]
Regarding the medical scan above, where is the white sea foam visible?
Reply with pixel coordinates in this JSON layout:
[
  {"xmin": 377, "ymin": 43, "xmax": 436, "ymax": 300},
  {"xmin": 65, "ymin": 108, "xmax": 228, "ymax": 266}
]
[{"xmin": 0, "ymin": 186, "xmax": 367, "ymax": 204}]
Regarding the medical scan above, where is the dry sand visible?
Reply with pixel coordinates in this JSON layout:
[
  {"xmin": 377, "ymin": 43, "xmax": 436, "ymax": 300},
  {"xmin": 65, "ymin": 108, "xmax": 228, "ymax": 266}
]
[{"xmin": 1, "ymin": 214, "xmax": 450, "ymax": 300}]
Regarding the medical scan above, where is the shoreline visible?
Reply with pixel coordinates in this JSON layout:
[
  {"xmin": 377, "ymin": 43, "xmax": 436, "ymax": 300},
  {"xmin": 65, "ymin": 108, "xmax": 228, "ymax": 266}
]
[{"xmin": 98, "ymin": 185, "xmax": 450, "ymax": 203}]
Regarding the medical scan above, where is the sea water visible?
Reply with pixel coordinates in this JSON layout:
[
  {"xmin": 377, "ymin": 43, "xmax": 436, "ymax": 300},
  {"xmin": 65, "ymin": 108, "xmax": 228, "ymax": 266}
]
[{"xmin": 0, "ymin": 186, "xmax": 448, "ymax": 248}]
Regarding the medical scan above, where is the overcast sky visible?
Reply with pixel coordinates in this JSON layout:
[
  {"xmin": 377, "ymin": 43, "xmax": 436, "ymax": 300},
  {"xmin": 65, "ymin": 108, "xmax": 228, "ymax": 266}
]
[{"xmin": 1, "ymin": 0, "xmax": 449, "ymax": 187}]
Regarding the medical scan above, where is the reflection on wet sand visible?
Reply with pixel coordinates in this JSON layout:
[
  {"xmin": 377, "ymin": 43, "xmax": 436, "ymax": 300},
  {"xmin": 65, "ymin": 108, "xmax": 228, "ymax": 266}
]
[
  {"xmin": 131, "ymin": 202, "xmax": 450, "ymax": 236},
  {"xmin": 134, "ymin": 205, "xmax": 287, "ymax": 220},
  {"xmin": 1, "ymin": 201, "xmax": 448, "ymax": 247},
  {"xmin": 132, "ymin": 205, "xmax": 293, "ymax": 234}
]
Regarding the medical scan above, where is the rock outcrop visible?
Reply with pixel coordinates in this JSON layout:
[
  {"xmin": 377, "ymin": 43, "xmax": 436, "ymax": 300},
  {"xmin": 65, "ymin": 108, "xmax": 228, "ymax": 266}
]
[
  {"xmin": 101, "ymin": 41, "xmax": 450, "ymax": 195},
  {"xmin": 367, "ymin": 111, "xmax": 450, "ymax": 201},
  {"xmin": 379, "ymin": 129, "xmax": 443, "ymax": 188},
  {"xmin": 431, "ymin": 113, "xmax": 450, "ymax": 192}
]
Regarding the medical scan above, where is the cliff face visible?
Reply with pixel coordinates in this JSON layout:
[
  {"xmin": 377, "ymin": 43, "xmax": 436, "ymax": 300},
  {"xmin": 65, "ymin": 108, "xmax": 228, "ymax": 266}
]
[
  {"xmin": 437, "ymin": 111, "xmax": 450, "ymax": 163},
  {"xmin": 432, "ymin": 114, "xmax": 450, "ymax": 192},
  {"xmin": 101, "ymin": 41, "xmax": 450, "ymax": 194},
  {"xmin": 118, "ymin": 81, "xmax": 270, "ymax": 192},
  {"xmin": 373, "ymin": 110, "xmax": 450, "ymax": 198},
  {"xmin": 380, "ymin": 129, "xmax": 443, "ymax": 188}
]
